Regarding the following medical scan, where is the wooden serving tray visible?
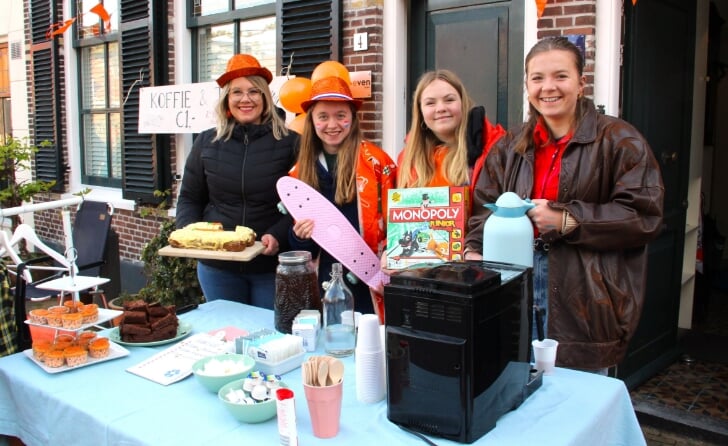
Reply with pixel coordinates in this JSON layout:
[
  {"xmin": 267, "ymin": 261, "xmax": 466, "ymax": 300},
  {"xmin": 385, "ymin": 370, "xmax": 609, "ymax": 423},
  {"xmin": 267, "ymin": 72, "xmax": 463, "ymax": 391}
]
[{"xmin": 158, "ymin": 241, "xmax": 264, "ymax": 261}]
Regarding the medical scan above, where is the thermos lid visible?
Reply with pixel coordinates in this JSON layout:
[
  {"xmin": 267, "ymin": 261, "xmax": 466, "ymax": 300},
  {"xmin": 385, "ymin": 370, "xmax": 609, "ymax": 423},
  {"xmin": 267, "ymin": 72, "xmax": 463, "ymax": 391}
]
[{"xmin": 388, "ymin": 261, "xmax": 501, "ymax": 295}]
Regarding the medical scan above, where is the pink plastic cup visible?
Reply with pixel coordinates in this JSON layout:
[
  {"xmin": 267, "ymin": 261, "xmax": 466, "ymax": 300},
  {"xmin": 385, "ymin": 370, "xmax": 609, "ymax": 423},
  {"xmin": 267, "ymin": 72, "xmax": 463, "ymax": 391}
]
[{"xmin": 303, "ymin": 380, "xmax": 344, "ymax": 438}]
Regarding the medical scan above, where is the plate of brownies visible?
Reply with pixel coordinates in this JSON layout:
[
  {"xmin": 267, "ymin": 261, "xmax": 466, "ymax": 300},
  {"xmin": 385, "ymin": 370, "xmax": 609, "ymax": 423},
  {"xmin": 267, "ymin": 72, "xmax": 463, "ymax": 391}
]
[
  {"xmin": 109, "ymin": 321, "xmax": 193, "ymax": 347},
  {"xmin": 108, "ymin": 298, "xmax": 193, "ymax": 347}
]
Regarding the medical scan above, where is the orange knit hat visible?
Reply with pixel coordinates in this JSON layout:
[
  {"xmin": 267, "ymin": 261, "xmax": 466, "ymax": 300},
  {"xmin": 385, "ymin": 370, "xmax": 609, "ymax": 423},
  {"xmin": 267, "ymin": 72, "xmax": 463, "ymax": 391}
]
[
  {"xmin": 216, "ymin": 54, "xmax": 273, "ymax": 87},
  {"xmin": 300, "ymin": 76, "xmax": 362, "ymax": 112}
]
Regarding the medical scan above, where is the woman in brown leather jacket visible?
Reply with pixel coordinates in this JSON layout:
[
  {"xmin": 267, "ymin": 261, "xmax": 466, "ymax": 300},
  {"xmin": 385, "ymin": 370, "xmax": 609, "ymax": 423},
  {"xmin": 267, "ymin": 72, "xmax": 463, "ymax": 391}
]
[{"xmin": 464, "ymin": 37, "xmax": 664, "ymax": 373}]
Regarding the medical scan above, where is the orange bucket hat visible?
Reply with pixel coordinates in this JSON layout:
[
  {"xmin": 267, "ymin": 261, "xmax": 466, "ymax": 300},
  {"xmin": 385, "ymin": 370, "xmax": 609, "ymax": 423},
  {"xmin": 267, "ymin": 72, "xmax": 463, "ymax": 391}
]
[
  {"xmin": 216, "ymin": 54, "xmax": 273, "ymax": 87},
  {"xmin": 300, "ymin": 76, "xmax": 362, "ymax": 112}
]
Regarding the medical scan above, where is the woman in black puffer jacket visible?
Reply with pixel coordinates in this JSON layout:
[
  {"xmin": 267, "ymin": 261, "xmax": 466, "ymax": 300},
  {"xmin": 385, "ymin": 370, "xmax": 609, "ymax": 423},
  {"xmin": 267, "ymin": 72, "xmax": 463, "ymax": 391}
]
[{"xmin": 176, "ymin": 54, "xmax": 298, "ymax": 309}]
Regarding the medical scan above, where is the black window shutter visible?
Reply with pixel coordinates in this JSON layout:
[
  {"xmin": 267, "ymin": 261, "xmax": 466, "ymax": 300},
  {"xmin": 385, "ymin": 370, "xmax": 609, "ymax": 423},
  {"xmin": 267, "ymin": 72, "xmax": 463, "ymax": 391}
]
[
  {"xmin": 278, "ymin": 0, "xmax": 340, "ymax": 78},
  {"xmin": 120, "ymin": 0, "xmax": 170, "ymax": 204},
  {"xmin": 29, "ymin": 0, "xmax": 64, "ymax": 190}
]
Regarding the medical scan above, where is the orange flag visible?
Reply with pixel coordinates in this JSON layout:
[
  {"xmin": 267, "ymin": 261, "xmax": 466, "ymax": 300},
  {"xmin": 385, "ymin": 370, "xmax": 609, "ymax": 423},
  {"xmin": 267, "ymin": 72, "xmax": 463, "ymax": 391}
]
[
  {"xmin": 90, "ymin": 3, "xmax": 111, "ymax": 22},
  {"xmin": 47, "ymin": 18, "xmax": 76, "ymax": 39},
  {"xmin": 90, "ymin": 3, "xmax": 111, "ymax": 31},
  {"xmin": 536, "ymin": 0, "xmax": 547, "ymax": 18},
  {"xmin": 632, "ymin": 0, "xmax": 638, "ymax": 5}
]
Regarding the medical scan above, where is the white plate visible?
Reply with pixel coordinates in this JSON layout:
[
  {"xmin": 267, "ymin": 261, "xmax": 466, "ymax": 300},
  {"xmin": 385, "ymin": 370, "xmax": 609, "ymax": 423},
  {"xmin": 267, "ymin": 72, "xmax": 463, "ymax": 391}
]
[
  {"xmin": 25, "ymin": 308, "xmax": 123, "ymax": 332},
  {"xmin": 23, "ymin": 339, "xmax": 130, "ymax": 374},
  {"xmin": 108, "ymin": 321, "xmax": 193, "ymax": 347}
]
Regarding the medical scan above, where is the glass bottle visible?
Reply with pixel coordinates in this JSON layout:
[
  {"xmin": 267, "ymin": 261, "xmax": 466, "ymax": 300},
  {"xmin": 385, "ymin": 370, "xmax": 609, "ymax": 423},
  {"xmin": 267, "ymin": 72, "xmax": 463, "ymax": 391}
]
[
  {"xmin": 274, "ymin": 251, "xmax": 321, "ymax": 334},
  {"xmin": 323, "ymin": 263, "xmax": 355, "ymax": 357}
]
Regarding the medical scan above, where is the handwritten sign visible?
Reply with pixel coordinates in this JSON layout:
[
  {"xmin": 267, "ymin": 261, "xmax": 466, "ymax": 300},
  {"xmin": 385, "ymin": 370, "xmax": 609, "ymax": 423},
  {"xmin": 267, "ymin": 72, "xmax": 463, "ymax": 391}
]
[
  {"xmin": 138, "ymin": 82, "xmax": 221, "ymax": 134},
  {"xmin": 138, "ymin": 77, "xmax": 293, "ymax": 134}
]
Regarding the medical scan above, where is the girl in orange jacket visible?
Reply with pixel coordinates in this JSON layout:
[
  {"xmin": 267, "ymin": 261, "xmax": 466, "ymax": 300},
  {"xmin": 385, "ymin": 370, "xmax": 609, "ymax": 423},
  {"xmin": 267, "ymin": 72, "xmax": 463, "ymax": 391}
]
[
  {"xmin": 289, "ymin": 76, "xmax": 396, "ymax": 317},
  {"xmin": 397, "ymin": 69, "xmax": 505, "ymax": 194}
]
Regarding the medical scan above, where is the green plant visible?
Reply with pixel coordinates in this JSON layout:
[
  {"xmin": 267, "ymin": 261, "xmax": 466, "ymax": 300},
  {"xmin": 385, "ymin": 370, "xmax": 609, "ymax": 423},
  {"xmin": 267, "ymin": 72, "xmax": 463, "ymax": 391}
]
[
  {"xmin": 136, "ymin": 190, "xmax": 204, "ymax": 308},
  {"xmin": 0, "ymin": 136, "xmax": 56, "ymax": 232}
]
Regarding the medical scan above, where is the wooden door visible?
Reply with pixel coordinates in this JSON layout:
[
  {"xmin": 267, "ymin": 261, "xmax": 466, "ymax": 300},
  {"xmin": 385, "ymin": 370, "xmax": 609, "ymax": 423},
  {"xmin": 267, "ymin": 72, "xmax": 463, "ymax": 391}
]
[{"xmin": 618, "ymin": 0, "xmax": 696, "ymax": 387}]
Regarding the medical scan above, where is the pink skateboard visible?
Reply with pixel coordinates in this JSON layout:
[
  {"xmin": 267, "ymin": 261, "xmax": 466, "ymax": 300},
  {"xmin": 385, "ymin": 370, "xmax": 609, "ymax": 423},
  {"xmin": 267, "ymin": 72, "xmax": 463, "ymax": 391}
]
[{"xmin": 276, "ymin": 176, "xmax": 390, "ymax": 292}]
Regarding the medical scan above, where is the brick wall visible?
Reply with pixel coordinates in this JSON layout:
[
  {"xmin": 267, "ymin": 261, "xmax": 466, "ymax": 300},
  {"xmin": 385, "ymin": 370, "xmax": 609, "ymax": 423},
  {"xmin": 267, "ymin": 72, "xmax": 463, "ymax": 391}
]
[
  {"xmin": 342, "ymin": 0, "xmax": 384, "ymax": 147},
  {"xmin": 536, "ymin": 0, "xmax": 597, "ymax": 98}
]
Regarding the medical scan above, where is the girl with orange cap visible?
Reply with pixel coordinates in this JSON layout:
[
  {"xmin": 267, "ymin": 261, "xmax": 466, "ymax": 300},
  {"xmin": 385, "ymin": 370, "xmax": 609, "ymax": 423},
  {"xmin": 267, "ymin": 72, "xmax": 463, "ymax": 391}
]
[
  {"xmin": 177, "ymin": 54, "xmax": 298, "ymax": 308},
  {"xmin": 288, "ymin": 73, "xmax": 396, "ymax": 316}
]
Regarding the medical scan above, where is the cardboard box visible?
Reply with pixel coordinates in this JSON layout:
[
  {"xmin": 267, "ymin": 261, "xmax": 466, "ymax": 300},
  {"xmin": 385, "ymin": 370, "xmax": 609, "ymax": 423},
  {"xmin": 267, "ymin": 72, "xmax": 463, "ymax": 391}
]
[{"xmin": 385, "ymin": 186, "xmax": 470, "ymax": 269}]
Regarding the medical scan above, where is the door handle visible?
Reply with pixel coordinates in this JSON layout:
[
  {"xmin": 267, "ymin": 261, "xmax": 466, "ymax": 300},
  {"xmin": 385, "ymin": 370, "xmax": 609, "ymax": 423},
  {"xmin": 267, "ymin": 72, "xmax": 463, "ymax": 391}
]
[{"xmin": 661, "ymin": 152, "xmax": 678, "ymax": 164}]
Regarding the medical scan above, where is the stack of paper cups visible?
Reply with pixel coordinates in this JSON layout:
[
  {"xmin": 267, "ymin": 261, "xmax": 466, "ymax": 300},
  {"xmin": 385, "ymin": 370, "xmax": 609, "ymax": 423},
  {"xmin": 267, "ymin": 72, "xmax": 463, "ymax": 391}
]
[{"xmin": 355, "ymin": 314, "xmax": 386, "ymax": 403}]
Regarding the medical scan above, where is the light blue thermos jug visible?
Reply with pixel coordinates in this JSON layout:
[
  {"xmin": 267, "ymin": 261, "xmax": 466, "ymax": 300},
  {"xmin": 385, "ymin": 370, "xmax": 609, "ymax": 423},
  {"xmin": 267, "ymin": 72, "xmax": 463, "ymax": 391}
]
[{"xmin": 482, "ymin": 192, "xmax": 535, "ymax": 267}]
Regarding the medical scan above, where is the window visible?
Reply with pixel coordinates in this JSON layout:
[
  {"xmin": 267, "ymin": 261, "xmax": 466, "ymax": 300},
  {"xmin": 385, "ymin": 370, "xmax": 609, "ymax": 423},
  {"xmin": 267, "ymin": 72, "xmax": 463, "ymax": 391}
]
[
  {"xmin": 191, "ymin": 1, "xmax": 277, "ymax": 82},
  {"xmin": 80, "ymin": 43, "xmax": 121, "ymax": 185},
  {"xmin": 192, "ymin": 0, "xmax": 275, "ymax": 18},
  {"xmin": 0, "ymin": 99, "xmax": 10, "ymax": 146},
  {"xmin": 189, "ymin": 0, "xmax": 341, "ymax": 86},
  {"xmin": 76, "ymin": 0, "xmax": 122, "ymax": 187}
]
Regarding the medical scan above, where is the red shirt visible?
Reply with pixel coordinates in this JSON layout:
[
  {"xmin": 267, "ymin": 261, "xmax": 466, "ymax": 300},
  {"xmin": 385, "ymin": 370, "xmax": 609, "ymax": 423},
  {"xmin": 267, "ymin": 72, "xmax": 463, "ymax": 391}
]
[{"xmin": 532, "ymin": 119, "xmax": 572, "ymax": 201}]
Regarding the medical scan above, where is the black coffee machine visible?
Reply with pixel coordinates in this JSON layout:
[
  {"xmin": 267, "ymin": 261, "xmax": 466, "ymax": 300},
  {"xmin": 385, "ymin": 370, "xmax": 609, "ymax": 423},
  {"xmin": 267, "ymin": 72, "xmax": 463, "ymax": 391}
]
[{"xmin": 384, "ymin": 261, "xmax": 541, "ymax": 443}]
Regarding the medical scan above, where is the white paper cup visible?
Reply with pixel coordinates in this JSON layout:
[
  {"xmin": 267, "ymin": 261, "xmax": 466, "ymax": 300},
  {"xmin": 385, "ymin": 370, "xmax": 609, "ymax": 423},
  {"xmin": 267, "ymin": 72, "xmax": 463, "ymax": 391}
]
[
  {"xmin": 532, "ymin": 338, "xmax": 559, "ymax": 375},
  {"xmin": 355, "ymin": 349, "xmax": 386, "ymax": 403},
  {"xmin": 356, "ymin": 314, "xmax": 382, "ymax": 353}
]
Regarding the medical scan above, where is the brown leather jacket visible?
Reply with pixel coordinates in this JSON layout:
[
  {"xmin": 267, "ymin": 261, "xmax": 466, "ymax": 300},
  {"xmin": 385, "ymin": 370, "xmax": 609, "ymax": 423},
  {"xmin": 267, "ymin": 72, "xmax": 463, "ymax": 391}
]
[{"xmin": 465, "ymin": 101, "xmax": 664, "ymax": 370}]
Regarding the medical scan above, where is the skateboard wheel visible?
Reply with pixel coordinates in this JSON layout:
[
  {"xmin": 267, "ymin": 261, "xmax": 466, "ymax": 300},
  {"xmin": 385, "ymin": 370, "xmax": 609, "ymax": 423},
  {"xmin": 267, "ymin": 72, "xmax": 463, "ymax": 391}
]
[{"xmin": 346, "ymin": 272, "xmax": 359, "ymax": 285}]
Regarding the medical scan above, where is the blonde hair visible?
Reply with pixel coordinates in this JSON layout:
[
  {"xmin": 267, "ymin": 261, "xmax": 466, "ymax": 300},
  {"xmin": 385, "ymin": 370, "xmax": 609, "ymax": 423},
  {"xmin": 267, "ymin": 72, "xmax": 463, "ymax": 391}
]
[
  {"xmin": 296, "ymin": 102, "xmax": 361, "ymax": 205},
  {"xmin": 214, "ymin": 75, "xmax": 289, "ymax": 142},
  {"xmin": 398, "ymin": 69, "xmax": 474, "ymax": 188}
]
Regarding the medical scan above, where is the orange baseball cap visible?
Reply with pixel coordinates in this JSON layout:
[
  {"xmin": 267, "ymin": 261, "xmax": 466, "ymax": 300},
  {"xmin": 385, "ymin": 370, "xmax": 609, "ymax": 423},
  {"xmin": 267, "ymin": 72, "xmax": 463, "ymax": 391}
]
[
  {"xmin": 216, "ymin": 54, "xmax": 273, "ymax": 87},
  {"xmin": 300, "ymin": 76, "xmax": 362, "ymax": 112}
]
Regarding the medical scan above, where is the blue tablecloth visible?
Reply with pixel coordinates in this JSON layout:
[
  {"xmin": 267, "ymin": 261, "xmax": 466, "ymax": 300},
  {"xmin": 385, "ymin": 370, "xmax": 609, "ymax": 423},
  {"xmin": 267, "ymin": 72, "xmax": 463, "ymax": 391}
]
[{"xmin": 0, "ymin": 300, "xmax": 646, "ymax": 446}]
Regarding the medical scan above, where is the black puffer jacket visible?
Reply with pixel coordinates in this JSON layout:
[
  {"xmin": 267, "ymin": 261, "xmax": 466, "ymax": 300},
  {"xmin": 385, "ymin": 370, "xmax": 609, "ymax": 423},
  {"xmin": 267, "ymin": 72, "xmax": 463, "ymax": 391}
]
[{"xmin": 176, "ymin": 122, "xmax": 298, "ymax": 274}]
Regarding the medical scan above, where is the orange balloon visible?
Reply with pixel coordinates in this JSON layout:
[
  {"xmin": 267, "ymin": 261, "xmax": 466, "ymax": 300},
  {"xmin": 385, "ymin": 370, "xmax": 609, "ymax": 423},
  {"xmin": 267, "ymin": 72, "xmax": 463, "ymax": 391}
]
[
  {"xmin": 311, "ymin": 61, "xmax": 351, "ymax": 85},
  {"xmin": 287, "ymin": 113, "xmax": 307, "ymax": 135},
  {"xmin": 279, "ymin": 78, "xmax": 311, "ymax": 114}
]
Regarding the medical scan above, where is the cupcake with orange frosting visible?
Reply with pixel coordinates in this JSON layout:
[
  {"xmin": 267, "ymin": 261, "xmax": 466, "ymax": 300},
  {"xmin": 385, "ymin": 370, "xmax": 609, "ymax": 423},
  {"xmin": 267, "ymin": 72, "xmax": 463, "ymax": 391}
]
[
  {"xmin": 63, "ymin": 300, "xmax": 85, "ymax": 313},
  {"xmin": 61, "ymin": 312, "xmax": 84, "ymax": 330},
  {"xmin": 43, "ymin": 349, "xmax": 66, "ymax": 368},
  {"xmin": 80, "ymin": 304, "xmax": 99, "ymax": 324},
  {"xmin": 76, "ymin": 331, "xmax": 97, "ymax": 348},
  {"xmin": 48, "ymin": 305, "xmax": 70, "ymax": 315},
  {"xmin": 45, "ymin": 313, "xmax": 63, "ymax": 328},
  {"xmin": 55, "ymin": 333, "xmax": 75, "ymax": 343},
  {"xmin": 63, "ymin": 345, "xmax": 89, "ymax": 367},
  {"xmin": 28, "ymin": 308, "xmax": 50, "ymax": 325},
  {"xmin": 88, "ymin": 337, "xmax": 110, "ymax": 358},
  {"xmin": 46, "ymin": 306, "xmax": 69, "ymax": 327},
  {"xmin": 52, "ymin": 333, "xmax": 76, "ymax": 350},
  {"xmin": 32, "ymin": 340, "xmax": 52, "ymax": 361}
]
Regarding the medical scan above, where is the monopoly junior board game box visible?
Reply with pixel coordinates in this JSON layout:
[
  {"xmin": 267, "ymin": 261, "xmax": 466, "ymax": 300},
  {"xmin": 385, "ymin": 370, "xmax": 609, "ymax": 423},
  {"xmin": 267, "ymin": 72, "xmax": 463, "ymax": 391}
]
[{"xmin": 385, "ymin": 186, "xmax": 470, "ymax": 270}]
